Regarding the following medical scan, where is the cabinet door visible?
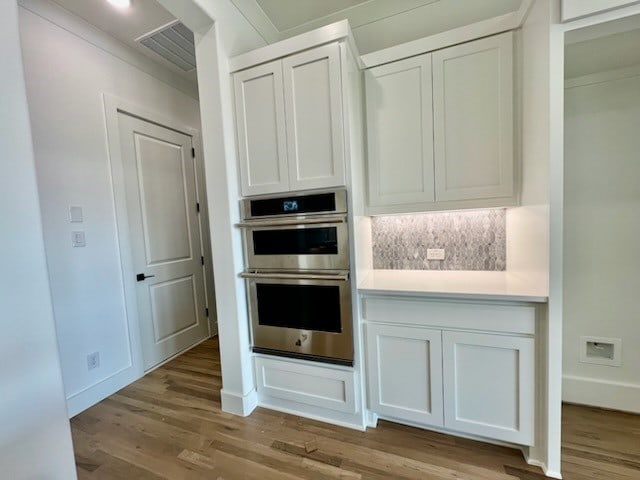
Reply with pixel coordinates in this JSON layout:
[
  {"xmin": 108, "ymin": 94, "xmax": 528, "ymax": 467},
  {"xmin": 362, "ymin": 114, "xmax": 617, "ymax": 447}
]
[
  {"xmin": 365, "ymin": 54, "xmax": 435, "ymax": 208},
  {"xmin": 234, "ymin": 60, "xmax": 289, "ymax": 196},
  {"xmin": 442, "ymin": 331, "xmax": 534, "ymax": 445},
  {"xmin": 282, "ymin": 43, "xmax": 345, "ymax": 191},
  {"xmin": 433, "ymin": 32, "xmax": 514, "ymax": 202},
  {"xmin": 366, "ymin": 324, "xmax": 443, "ymax": 427}
]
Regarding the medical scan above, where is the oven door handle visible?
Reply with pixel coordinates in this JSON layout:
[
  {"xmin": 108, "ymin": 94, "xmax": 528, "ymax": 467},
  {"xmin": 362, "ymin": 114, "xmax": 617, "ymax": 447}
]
[
  {"xmin": 239, "ymin": 271, "xmax": 349, "ymax": 281},
  {"xmin": 236, "ymin": 214, "xmax": 346, "ymax": 228}
]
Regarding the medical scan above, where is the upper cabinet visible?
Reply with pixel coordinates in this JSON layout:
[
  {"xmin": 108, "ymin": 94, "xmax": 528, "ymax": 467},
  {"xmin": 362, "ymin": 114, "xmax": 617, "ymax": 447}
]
[
  {"xmin": 234, "ymin": 43, "xmax": 346, "ymax": 197},
  {"xmin": 365, "ymin": 32, "xmax": 516, "ymax": 215},
  {"xmin": 234, "ymin": 60, "xmax": 289, "ymax": 196},
  {"xmin": 365, "ymin": 54, "xmax": 434, "ymax": 208}
]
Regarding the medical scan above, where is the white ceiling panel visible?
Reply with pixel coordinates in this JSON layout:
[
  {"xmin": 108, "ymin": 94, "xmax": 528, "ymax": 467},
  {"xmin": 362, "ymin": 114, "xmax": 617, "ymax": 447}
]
[
  {"xmin": 256, "ymin": 0, "xmax": 369, "ymax": 31},
  {"xmin": 231, "ymin": 0, "xmax": 523, "ymax": 54}
]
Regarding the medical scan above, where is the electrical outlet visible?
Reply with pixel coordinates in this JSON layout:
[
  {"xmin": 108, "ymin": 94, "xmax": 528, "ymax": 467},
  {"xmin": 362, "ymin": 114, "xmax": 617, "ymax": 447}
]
[
  {"xmin": 87, "ymin": 352, "xmax": 100, "ymax": 371},
  {"xmin": 427, "ymin": 248, "xmax": 445, "ymax": 260},
  {"xmin": 579, "ymin": 336, "xmax": 621, "ymax": 366},
  {"xmin": 72, "ymin": 231, "xmax": 86, "ymax": 247}
]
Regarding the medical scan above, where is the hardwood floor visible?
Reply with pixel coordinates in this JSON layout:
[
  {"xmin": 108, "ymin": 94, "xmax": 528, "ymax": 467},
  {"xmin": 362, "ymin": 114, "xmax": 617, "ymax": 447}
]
[{"xmin": 71, "ymin": 338, "xmax": 640, "ymax": 480}]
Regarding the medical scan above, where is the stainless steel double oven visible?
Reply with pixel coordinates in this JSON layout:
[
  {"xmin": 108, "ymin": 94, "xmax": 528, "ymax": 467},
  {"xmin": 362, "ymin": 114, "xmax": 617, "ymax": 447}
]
[{"xmin": 238, "ymin": 190, "xmax": 353, "ymax": 366}]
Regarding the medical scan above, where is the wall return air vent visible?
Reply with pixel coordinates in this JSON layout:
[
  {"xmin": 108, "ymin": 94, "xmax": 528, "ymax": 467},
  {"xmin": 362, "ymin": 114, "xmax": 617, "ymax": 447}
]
[{"xmin": 137, "ymin": 21, "xmax": 196, "ymax": 72}]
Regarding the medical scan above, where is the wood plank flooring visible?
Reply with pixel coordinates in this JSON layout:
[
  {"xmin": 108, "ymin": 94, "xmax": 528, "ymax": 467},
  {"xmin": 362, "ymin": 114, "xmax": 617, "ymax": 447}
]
[{"xmin": 71, "ymin": 338, "xmax": 640, "ymax": 479}]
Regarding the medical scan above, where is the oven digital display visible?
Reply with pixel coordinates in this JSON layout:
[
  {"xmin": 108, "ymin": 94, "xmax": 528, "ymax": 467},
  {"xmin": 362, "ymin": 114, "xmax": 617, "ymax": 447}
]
[{"xmin": 283, "ymin": 200, "xmax": 298, "ymax": 212}]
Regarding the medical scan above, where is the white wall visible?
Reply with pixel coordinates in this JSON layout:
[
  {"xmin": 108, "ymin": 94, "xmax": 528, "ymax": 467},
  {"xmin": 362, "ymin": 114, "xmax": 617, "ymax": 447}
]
[
  {"xmin": 563, "ymin": 70, "xmax": 640, "ymax": 412},
  {"xmin": 18, "ymin": 2, "xmax": 203, "ymax": 416},
  {"xmin": 0, "ymin": 1, "xmax": 76, "ymax": 478}
]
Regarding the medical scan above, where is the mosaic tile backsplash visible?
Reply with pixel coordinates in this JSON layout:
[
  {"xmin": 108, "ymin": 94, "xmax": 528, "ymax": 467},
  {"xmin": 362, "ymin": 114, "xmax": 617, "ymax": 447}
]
[{"xmin": 371, "ymin": 209, "xmax": 506, "ymax": 271}]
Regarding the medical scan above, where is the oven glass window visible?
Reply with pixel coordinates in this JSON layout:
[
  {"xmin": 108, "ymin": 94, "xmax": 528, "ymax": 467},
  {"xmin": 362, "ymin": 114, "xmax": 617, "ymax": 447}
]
[
  {"xmin": 253, "ymin": 227, "xmax": 338, "ymax": 256},
  {"xmin": 256, "ymin": 283, "xmax": 341, "ymax": 333}
]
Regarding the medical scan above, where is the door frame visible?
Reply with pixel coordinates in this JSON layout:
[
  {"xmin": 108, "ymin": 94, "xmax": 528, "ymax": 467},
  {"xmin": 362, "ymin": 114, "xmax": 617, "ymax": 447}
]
[{"xmin": 103, "ymin": 93, "xmax": 217, "ymax": 377}]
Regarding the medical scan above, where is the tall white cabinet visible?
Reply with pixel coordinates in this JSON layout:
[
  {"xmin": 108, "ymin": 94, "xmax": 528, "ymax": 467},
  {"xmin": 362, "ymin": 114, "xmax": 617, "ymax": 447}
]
[
  {"xmin": 234, "ymin": 43, "xmax": 346, "ymax": 196},
  {"xmin": 365, "ymin": 32, "xmax": 516, "ymax": 214}
]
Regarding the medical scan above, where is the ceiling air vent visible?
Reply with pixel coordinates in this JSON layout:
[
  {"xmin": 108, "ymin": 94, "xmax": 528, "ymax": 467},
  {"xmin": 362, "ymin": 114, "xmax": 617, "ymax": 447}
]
[{"xmin": 137, "ymin": 21, "xmax": 196, "ymax": 72}]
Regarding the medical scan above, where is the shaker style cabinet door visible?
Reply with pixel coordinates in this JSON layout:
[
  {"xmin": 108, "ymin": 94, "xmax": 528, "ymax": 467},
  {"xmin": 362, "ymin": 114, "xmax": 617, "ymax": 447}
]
[
  {"xmin": 365, "ymin": 53, "xmax": 435, "ymax": 210},
  {"xmin": 365, "ymin": 323, "xmax": 444, "ymax": 427},
  {"xmin": 282, "ymin": 43, "xmax": 346, "ymax": 191},
  {"xmin": 442, "ymin": 330, "xmax": 534, "ymax": 445},
  {"xmin": 234, "ymin": 60, "xmax": 289, "ymax": 196},
  {"xmin": 432, "ymin": 32, "xmax": 514, "ymax": 202}
]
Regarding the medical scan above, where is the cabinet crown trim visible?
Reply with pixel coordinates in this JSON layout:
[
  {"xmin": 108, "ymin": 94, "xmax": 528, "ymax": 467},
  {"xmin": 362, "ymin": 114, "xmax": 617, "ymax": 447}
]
[{"xmin": 230, "ymin": 20, "xmax": 358, "ymax": 73}]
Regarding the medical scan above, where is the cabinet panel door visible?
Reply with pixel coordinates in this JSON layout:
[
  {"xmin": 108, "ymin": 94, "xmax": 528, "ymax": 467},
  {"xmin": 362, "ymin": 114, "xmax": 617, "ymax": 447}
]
[
  {"xmin": 433, "ymin": 32, "xmax": 514, "ymax": 202},
  {"xmin": 366, "ymin": 324, "xmax": 443, "ymax": 427},
  {"xmin": 365, "ymin": 54, "xmax": 435, "ymax": 207},
  {"xmin": 234, "ymin": 60, "xmax": 289, "ymax": 196},
  {"xmin": 283, "ymin": 43, "xmax": 345, "ymax": 191},
  {"xmin": 442, "ymin": 331, "xmax": 534, "ymax": 445}
]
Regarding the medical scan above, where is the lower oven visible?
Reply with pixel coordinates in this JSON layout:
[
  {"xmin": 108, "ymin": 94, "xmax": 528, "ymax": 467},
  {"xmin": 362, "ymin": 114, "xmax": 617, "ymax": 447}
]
[{"xmin": 240, "ymin": 269, "xmax": 353, "ymax": 366}]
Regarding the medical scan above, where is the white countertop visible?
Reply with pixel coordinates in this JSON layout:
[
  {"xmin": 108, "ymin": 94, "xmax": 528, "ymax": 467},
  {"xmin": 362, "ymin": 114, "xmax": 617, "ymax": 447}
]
[{"xmin": 358, "ymin": 270, "xmax": 548, "ymax": 303}]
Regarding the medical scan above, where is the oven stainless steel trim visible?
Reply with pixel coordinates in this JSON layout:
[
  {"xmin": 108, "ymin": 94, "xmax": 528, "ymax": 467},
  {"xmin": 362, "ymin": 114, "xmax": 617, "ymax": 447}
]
[
  {"xmin": 242, "ymin": 189, "xmax": 347, "ymax": 220},
  {"xmin": 244, "ymin": 270, "xmax": 353, "ymax": 362},
  {"xmin": 240, "ymin": 270, "xmax": 349, "ymax": 281},
  {"xmin": 241, "ymin": 220, "xmax": 349, "ymax": 271},
  {"xmin": 237, "ymin": 214, "xmax": 346, "ymax": 228}
]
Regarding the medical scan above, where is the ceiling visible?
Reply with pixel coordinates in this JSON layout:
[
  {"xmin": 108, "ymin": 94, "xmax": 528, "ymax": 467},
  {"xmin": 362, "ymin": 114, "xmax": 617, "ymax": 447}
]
[
  {"xmin": 50, "ymin": 0, "xmax": 197, "ymax": 80},
  {"xmin": 49, "ymin": 0, "xmax": 524, "ymax": 74},
  {"xmin": 565, "ymin": 15, "xmax": 640, "ymax": 78},
  {"xmin": 231, "ymin": 0, "xmax": 523, "ymax": 54}
]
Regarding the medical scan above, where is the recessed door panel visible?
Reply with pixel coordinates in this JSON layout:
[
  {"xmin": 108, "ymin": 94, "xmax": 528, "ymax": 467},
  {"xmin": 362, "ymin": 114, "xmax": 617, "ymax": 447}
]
[
  {"xmin": 283, "ymin": 43, "xmax": 345, "ymax": 190},
  {"xmin": 366, "ymin": 324, "xmax": 443, "ymax": 427},
  {"xmin": 134, "ymin": 134, "xmax": 192, "ymax": 265},
  {"xmin": 118, "ymin": 113, "xmax": 210, "ymax": 370},
  {"xmin": 149, "ymin": 275, "xmax": 199, "ymax": 342},
  {"xmin": 234, "ymin": 60, "xmax": 289, "ymax": 195}
]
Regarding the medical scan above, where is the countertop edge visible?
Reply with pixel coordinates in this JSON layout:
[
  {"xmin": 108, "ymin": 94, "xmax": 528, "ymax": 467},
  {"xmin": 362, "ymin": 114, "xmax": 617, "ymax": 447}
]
[{"xmin": 357, "ymin": 287, "xmax": 549, "ymax": 304}]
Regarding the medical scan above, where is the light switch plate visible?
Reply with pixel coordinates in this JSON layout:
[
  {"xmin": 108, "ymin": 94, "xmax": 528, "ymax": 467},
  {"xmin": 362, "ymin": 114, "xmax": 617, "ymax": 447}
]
[
  {"xmin": 72, "ymin": 231, "xmax": 86, "ymax": 247},
  {"xmin": 427, "ymin": 248, "xmax": 445, "ymax": 260},
  {"xmin": 69, "ymin": 205, "xmax": 83, "ymax": 223}
]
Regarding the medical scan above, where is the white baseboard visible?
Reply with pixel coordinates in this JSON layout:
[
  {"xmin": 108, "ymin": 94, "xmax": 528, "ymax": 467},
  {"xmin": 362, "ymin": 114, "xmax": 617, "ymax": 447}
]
[
  {"xmin": 221, "ymin": 388, "xmax": 258, "ymax": 416},
  {"xmin": 67, "ymin": 364, "xmax": 141, "ymax": 418},
  {"xmin": 563, "ymin": 375, "xmax": 640, "ymax": 414}
]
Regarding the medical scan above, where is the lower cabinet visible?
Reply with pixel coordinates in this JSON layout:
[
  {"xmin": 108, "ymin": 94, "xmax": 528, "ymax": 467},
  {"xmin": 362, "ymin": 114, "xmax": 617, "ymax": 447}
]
[
  {"xmin": 364, "ymin": 307, "xmax": 536, "ymax": 446},
  {"xmin": 365, "ymin": 324, "xmax": 443, "ymax": 426},
  {"xmin": 442, "ymin": 331, "xmax": 534, "ymax": 445}
]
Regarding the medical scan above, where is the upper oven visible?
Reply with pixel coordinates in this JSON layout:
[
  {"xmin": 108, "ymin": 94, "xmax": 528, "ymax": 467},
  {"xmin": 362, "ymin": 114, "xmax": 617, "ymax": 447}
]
[{"xmin": 238, "ymin": 190, "xmax": 349, "ymax": 271}]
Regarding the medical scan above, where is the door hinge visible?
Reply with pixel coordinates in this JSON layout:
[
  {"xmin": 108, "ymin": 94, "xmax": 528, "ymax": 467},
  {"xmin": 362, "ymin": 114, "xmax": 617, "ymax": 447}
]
[
  {"xmin": 191, "ymin": 147, "xmax": 195, "ymax": 158},
  {"xmin": 201, "ymin": 256, "xmax": 205, "ymax": 265},
  {"xmin": 196, "ymin": 202, "xmax": 200, "ymax": 213},
  {"xmin": 205, "ymin": 307, "xmax": 209, "ymax": 317}
]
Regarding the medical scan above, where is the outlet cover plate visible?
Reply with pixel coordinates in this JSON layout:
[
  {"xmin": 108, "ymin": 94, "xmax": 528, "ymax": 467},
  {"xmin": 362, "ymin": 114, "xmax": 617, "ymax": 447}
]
[
  {"xmin": 427, "ymin": 248, "xmax": 445, "ymax": 260},
  {"xmin": 87, "ymin": 352, "xmax": 100, "ymax": 371},
  {"xmin": 579, "ymin": 336, "xmax": 622, "ymax": 367}
]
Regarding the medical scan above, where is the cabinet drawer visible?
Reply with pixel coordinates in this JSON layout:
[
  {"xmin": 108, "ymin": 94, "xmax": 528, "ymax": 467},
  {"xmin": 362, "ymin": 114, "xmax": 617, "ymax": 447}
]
[
  {"xmin": 254, "ymin": 356, "xmax": 357, "ymax": 414},
  {"xmin": 362, "ymin": 296, "xmax": 535, "ymax": 335}
]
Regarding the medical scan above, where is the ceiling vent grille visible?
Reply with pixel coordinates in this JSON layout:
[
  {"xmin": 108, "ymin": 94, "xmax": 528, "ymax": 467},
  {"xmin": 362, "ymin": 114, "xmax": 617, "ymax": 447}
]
[{"xmin": 137, "ymin": 21, "xmax": 196, "ymax": 72}]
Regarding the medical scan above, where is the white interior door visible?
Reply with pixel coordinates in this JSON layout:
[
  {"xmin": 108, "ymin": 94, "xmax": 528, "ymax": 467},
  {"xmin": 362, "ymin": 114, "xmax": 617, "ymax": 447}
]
[{"xmin": 118, "ymin": 113, "xmax": 209, "ymax": 370}]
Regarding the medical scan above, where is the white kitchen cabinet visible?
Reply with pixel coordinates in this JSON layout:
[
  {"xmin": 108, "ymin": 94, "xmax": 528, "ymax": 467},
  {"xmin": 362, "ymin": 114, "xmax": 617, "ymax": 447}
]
[
  {"xmin": 234, "ymin": 60, "xmax": 289, "ymax": 196},
  {"xmin": 365, "ymin": 54, "xmax": 434, "ymax": 210},
  {"xmin": 364, "ymin": 32, "xmax": 516, "ymax": 214},
  {"xmin": 362, "ymin": 293, "xmax": 538, "ymax": 446},
  {"xmin": 283, "ymin": 43, "xmax": 346, "ymax": 191},
  {"xmin": 234, "ymin": 43, "xmax": 346, "ymax": 197},
  {"xmin": 365, "ymin": 323, "xmax": 443, "ymax": 427},
  {"xmin": 432, "ymin": 32, "xmax": 514, "ymax": 203},
  {"xmin": 442, "ymin": 331, "xmax": 534, "ymax": 445}
]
